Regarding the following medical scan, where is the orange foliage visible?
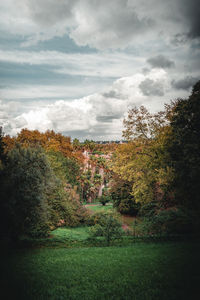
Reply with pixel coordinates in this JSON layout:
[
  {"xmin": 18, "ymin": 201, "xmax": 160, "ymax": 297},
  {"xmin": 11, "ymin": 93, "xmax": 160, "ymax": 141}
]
[
  {"xmin": 2, "ymin": 135, "xmax": 16, "ymax": 153},
  {"xmin": 3, "ymin": 129, "xmax": 84, "ymax": 162}
]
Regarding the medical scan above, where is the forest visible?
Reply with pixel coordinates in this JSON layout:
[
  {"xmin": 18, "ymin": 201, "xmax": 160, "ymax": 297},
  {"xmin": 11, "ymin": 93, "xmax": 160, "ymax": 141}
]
[{"xmin": 0, "ymin": 81, "xmax": 200, "ymax": 299}]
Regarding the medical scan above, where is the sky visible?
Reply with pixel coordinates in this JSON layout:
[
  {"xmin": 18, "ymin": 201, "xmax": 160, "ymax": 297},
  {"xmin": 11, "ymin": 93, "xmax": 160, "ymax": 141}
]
[{"xmin": 0, "ymin": 0, "xmax": 199, "ymax": 141}]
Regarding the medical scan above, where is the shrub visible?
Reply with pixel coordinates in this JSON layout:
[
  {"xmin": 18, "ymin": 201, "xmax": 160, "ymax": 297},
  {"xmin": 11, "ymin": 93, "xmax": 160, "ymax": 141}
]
[
  {"xmin": 87, "ymin": 211, "xmax": 107, "ymax": 226},
  {"xmin": 118, "ymin": 199, "xmax": 140, "ymax": 215},
  {"xmin": 138, "ymin": 202, "xmax": 161, "ymax": 218},
  {"xmin": 89, "ymin": 212, "xmax": 123, "ymax": 246},
  {"xmin": 135, "ymin": 206, "xmax": 195, "ymax": 236},
  {"xmin": 99, "ymin": 195, "xmax": 110, "ymax": 206},
  {"xmin": 151, "ymin": 207, "xmax": 193, "ymax": 234},
  {"xmin": 47, "ymin": 183, "xmax": 89, "ymax": 228}
]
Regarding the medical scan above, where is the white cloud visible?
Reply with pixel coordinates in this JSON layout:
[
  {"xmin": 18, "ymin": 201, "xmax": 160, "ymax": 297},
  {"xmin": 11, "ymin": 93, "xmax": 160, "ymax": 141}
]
[{"xmin": 2, "ymin": 69, "xmax": 184, "ymax": 140}]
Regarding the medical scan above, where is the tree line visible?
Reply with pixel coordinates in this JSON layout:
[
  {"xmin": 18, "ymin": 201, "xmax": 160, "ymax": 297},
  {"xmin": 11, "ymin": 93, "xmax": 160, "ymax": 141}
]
[
  {"xmin": 110, "ymin": 81, "xmax": 200, "ymax": 235},
  {"xmin": 0, "ymin": 80, "xmax": 199, "ymax": 241}
]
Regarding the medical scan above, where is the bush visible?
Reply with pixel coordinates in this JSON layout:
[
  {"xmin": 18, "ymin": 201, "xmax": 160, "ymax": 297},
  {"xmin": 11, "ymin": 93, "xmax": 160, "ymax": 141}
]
[
  {"xmin": 138, "ymin": 202, "xmax": 161, "ymax": 218},
  {"xmin": 89, "ymin": 212, "xmax": 123, "ymax": 246},
  {"xmin": 47, "ymin": 183, "xmax": 89, "ymax": 228},
  {"xmin": 87, "ymin": 211, "xmax": 109, "ymax": 226},
  {"xmin": 99, "ymin": 195, "xmax": 110, "ymax": 206},
  {"xmin": 151, "ymin": 208, "xmax": 193, "ymax": 235},
  {"xmin": 135, "ymin": 207, "xmax": 195, "ymax": 236},
  {"xmin": 118, "ymin": 198, "xmax": 140, "ymax": 215}
]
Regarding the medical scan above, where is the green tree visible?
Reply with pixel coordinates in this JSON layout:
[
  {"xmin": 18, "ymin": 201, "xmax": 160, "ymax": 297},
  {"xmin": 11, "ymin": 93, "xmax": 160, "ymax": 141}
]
[
  {"xmin": 47, "ymin": 150, "xmax": 80, "ymax": 187},
  {"xmin": 73, "ymin": 138, "xmax": 82, "ymax": 150},
  {"xmin": 89, "ymin": 213, "xmax": 122, "ymax": 246},
  {"xmin": 0, "ymin": 144, "xmax": 53, "ymax": 240},
  {"xmin": 83, "ymin": 139, "xmax": 96, "ymax": 151},
  {"xmin": 168, "ymin": 81, "xmax": 200, "ymax": 209},
  {"xmin": 110, "ymin": 175, "xmax": 139, "ymax": 215}
]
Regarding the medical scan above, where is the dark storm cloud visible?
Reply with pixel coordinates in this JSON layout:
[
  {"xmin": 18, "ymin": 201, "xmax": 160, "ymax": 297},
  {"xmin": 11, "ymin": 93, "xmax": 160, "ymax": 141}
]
[
  {"xmin": 147, "ymin": 55, "xmax": 175, "ymax": 69},
  {"xmin": 139, "ymin": 78, "xmax": 164, "ymax": 96},
  {"xmin": 19, "ymin": 0, "xmax": 155, "ymax": 49},
  {"xmin": 171, "ymin": 76, "xmax": 199, "ymax": 90},
  {"xmin": 178, "ymin": 0, "xmax": 200, "ymax": 39}
]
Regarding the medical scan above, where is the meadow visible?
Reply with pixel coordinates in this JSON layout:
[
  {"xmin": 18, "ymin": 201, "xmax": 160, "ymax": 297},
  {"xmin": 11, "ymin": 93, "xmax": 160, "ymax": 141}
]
[{"xmin": 1, "ymin": 221, "xmax": 200, "ymax": 300}]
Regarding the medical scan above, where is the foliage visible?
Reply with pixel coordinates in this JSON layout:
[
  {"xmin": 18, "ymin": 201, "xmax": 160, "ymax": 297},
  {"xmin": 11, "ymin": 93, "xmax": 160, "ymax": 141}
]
[
  {"xmin": 0, "ymin": 140, "xmax": 88, "ymax": 240},
  {"xmin": 2, "ymin": 129, "xmax": 85, "ymax": 162},
  {"xmin": 0, "ymin": 144, "xmax": 52, "ymax": 239},
  {"xmin": 46, "ymin": 150, "xmax": 80, "ymax": 187},
  {"xmin": 136, "ymin": 206, "xmax": 195, "ymax": 236},
  {"xmin": 98, "ymin": 187, "xmax": 112, "ymax": 206},
  {"xmin": 72, "ymin": 138, "xmax": 82, "ymax": 150},
  {"xmin": 0, "ymin": 127, "xmax": 6, "ymax": 165},
  {"xmin": 111, "ymin": 105, "xmax": 174, "ymax": 206},
  {"xmin": 98, "ymin": 194, "xmax": 111, "ymax": 206},
  {"xmin": 89, "ymin": 212, "xmax": 122, "ymax": 245},
  {"xmin": 47, "ymin": 183, "xmax": 89, "ymax": 228},
  {"xmin": 168, "ymin": 81, "xmax": 200, "ymax": 209},
  {"xmin": 110, "ymin": 175, "xmax": 139, "ymax": 215},
  {"xmin": 138, "ymin": 202, "xmax": 161, "ymax": 218},
  {"xmin": 118, "ymin": 199, "xmax": 140, "ymax": 216},
  {"xmin": 83, "ymin": 139, "xmax": 96, "ymax": 151}
]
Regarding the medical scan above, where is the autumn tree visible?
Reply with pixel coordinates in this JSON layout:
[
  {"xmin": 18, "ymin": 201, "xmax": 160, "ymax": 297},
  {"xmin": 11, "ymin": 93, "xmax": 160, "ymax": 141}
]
[{"xmin": 112, "ymin": 105, "xmax": 174, "ymax": 206}]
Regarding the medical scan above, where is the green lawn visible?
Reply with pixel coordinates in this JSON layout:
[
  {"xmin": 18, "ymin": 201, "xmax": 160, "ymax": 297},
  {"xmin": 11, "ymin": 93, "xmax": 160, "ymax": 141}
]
[
  {"xmin": 86, "ymin": 203, "xmax": 114, "ymax": 213},
  {"xmin": 1, "ymin": 241, "xmax": 200, "ymax": 300},
  {"xmin": 51, "ymin": 227, "xmax": 90, "ymax": 241}
]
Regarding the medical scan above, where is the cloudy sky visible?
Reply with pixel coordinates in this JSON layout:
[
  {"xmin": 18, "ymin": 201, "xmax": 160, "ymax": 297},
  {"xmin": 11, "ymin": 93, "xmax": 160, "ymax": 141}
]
[{"xmin": 0, "ymin": 0, "xmax": 199, "ymax": 140}]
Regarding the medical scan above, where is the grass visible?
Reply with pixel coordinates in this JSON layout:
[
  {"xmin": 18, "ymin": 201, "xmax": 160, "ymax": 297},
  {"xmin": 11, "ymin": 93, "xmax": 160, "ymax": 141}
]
[
  {"xmin": 86, "ymin": 204, "xmax": 114, "ymax": 213},
  {"xmin": 51, "ymin": 227, "xmax": 90, "ymax": 241},
  {"xmin": 1, "ymin": 241, "xmax": 200, "ymax": 299}
]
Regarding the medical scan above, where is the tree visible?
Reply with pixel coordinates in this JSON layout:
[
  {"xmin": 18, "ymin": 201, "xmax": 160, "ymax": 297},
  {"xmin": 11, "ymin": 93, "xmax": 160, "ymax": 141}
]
[
  {"xmin": 110, "ymin": 175, "xmax": 139, "ymax": 215},
  {"xmin": 168, "ymin": 81, "xmax": 200, "ymax": 209},
  {"xmin": 73, "ymin": 138, "xmax": 82, "ymax": 150},
  {"xmin": 89, "ymin": 213, "xmax": 122, "ymax": 246},
  {"xmin": 0, "ymin": 127, "xmax": 6, "ymax": 165},
  {"xmin": 111, "ymin": 105, "xmax": 174, "ymax": 206},
  {"xmin": 0, "ymin": 144, "xmax": 53, "ymax": 240},
  {"xmin": 83, "ymin": 139, "xmax": 96, "ymax": 151}
]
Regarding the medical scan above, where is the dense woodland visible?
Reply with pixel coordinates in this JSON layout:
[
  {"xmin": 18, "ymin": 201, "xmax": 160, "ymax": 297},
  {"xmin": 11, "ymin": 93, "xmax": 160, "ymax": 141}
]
[{"xmin": 0, "ymin": 81, "xmax": 200, "ymax": 242}]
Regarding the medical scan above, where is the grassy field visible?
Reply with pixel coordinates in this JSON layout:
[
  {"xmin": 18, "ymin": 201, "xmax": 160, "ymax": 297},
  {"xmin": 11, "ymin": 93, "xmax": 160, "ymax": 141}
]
[
  {"xmin": 85, "ymin": 203, "xmax": 114, "ymax": 213},
  {"xmin": 51, "ymin": 227, "xmax": 91, "ymax": 241},
  {"xmin": 1, "ymin": 240, "xmax": 200, "ymax": 300}
]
